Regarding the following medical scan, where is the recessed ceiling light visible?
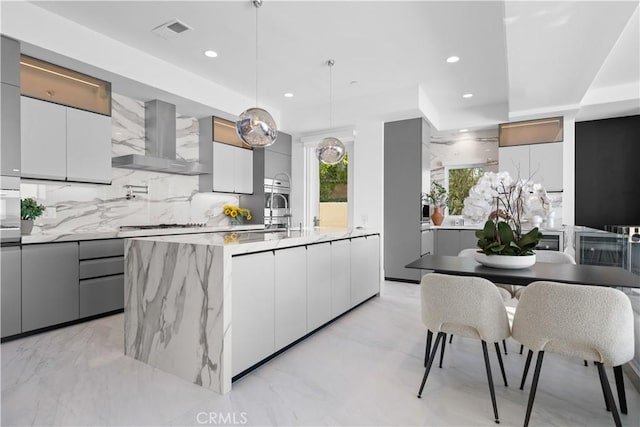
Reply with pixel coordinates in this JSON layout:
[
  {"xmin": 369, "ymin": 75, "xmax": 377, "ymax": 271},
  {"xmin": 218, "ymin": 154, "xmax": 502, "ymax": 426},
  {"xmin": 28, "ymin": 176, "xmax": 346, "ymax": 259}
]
[
  {"xmin": 446, "ymin": 56, "xmax": 460, "ymax": 63},
  {"xmin": 462, "ymin": 93, "xmax": 473, "ymax": 98},
  {"xmin": 284, "ymin": 92, "xmax": 294, "ymax": 98},
  {"xmin": 459, "ymin": 129, "xmax": 468, "ymax": 133},
  {"xmin": 204, "ymin": 50, "xmax": 218, "ymax": 58}
]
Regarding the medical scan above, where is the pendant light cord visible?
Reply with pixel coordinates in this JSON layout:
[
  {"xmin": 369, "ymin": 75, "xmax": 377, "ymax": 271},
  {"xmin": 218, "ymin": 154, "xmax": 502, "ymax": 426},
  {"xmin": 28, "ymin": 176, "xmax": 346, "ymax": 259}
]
[
  {"xmin": 328, "ymin": 59, "xmax": 335, "ymax": 128},
  {"xmin": 255, "ymin": 2, "xmax": 259, "ymax": 108}
]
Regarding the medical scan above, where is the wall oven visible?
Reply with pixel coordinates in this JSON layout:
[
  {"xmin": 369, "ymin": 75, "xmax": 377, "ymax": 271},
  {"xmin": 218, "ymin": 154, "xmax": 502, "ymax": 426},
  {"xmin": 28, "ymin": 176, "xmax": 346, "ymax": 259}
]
[
  {"xmin": 0, "ymin": 176, "xmax": 21, "ymax": 243},
  {"xmin": 264, "ymin": 178, "xmax": 290, "ymax": 227}
]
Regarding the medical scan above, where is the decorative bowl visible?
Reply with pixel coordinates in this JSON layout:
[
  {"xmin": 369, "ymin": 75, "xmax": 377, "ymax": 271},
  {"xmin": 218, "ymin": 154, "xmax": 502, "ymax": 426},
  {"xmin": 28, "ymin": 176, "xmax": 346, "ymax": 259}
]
[{"xmin": 474, "ymin": 253, "xmax": 536, "ymax": 269}]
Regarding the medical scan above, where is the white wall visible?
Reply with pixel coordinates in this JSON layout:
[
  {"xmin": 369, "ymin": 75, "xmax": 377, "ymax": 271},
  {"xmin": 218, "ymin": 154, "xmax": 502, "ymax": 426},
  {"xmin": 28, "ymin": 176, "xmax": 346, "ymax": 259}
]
[{"xmin": 352, "ymin": 121, "xmax": 384, "ymax": 231}]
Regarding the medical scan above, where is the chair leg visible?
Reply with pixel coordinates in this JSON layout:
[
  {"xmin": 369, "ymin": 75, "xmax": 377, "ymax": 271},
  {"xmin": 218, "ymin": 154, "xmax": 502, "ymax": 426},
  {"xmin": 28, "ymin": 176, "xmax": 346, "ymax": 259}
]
[
  {"xmin": 502, "ymin": 339, "xmax": 508, "ymax": 355},
  {"xmin": 520, "ymin": 344, "xmax": 524, "ymax": 355},
  {"xmin": 613, "ymin": 365, "xmax": 627, "ymax": 415},
  {"xmin": 439, "ymin": 333, "xmax": 447, "ymax": 368},
  {"xmin": 596, "ymin": 362, "xmax": 622, "ymax": 427},
  {"xmin": 494, "ymin": 342, "xmax": 508, "ymax": 387},
  {"xmin": 424, "ymin": 330, "xmax": 433, "ymax": 368},
  {"xmin": 481, "ymin": 341, "xmax": 500, "ymax": 424},
  {"xmin": 520, "ymin": 349, "xmax": 533, "ymax": 390},
  {"xmin": 449, "ymin": 334, "xmax": 453, "ymax": 344},
  {"xmin": 597, "ymin": 364, "xmax": 612, "ymax": 412},
  {"xmin": 524, "ymin": 351, "xmax": 545, "ymax": 427},
  {"xmin": 418, "ymin": 332, "xmax": 444, "ymax": 398}
]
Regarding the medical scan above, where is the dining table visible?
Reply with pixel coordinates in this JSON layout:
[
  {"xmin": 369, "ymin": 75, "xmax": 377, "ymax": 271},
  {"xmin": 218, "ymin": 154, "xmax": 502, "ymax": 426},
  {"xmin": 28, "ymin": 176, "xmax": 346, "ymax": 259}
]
[{"xmin": 405, "ymin": 254, "xmax": 640, "ymax": 289}]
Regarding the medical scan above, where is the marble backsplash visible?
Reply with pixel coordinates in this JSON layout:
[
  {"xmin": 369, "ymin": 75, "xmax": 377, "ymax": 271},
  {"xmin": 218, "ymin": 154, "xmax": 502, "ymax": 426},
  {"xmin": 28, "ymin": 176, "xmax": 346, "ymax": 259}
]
[{"xmin": 21, "ymin": 93, "xmax": 240, "ymax": 234}]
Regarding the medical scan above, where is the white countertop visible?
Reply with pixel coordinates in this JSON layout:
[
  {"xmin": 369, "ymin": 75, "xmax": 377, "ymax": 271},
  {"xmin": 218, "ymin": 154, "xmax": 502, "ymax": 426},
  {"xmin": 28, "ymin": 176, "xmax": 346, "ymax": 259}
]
[
  {"xmin": 130, "ymin": 227, "xmax": 380, "ymax": 255},
  {"xmin": 20, "ymin": 224, "xmax": 263, "ymax": 244}
]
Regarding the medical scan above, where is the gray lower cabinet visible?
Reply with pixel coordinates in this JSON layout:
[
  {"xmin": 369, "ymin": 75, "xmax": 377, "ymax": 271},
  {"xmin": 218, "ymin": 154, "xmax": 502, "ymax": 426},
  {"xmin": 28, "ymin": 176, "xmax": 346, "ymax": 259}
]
[
  {"xmin": 22, "ymin": 242, "xmax": 79, "ymax": 332},
  {"xmin": 421, "ymin": 230, "xmax": 434, "ymax": 255},
  {"xmin": 435, "ymin": 229, "xmax": 478, "ymax": 256},
  {"xmin": 79, "ymin": 275, "xmax": 124, "ymax": 318},
  {"xmin": 78, "ymin": 239, "xmax": 124, "ymax": 317},
  {"xmin": 1, "ymin": 246, "xmax": 22, "ymax": 337}
]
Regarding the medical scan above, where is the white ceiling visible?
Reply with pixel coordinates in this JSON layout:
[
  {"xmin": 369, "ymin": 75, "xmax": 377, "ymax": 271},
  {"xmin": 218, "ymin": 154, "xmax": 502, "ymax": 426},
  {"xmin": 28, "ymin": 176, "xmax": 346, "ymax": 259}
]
[{"xmin": 10, "ymin": 1, "xmax": 640, "ymax": 134}]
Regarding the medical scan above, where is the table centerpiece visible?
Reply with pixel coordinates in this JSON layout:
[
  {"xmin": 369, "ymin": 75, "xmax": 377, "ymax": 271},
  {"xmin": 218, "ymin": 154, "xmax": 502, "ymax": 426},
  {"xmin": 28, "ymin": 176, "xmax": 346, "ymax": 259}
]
[{"xmin": 462, "ymin": 171, "xmax": 550, "ymax": 269}]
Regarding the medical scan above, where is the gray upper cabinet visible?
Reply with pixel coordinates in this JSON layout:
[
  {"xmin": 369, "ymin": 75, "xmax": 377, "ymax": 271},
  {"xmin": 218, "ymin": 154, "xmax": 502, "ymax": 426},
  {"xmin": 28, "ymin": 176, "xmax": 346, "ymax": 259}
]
[
  {"xmin": 22, "ymin": 242, "xmax": 79, "ymax": 332},
  {"xmin": 1, "ymin": 37, "xmax": 21, "ymax": 177},
  {"xmin": 1, "ymin": 83, "xmax": 21, "ymax": 176},
  {"xmin": 499, "ymin": 142, "xmax": 562, "ymax": 191},
  {"xmin": 21, "ymin": 96, "xmax": 67, "ymax": 180},
  {"xmin": 21, "ymin": 96, "xmax": 112, "ymax": 183},
  {"xmin": 212, "ymin": 141, "xmax": 236, "ymax": 192},
  {"xmin": 199, "ymin": 116, "xmax": 254, "ymax": 194},
  {"xmin": 265, "ymin": 131, "xmax": 291, "ymax": 179},
  {"xmin": 1, "ymin": 246, "xmax": 22, "ymax": 338},
  {"xmin": 1, "ymin": 36, "xmax": 20, "ymax": 87},
  {"xmin": 66, "ymin": 107, "xmax": 112, "ymax": 184},
  {"xmin": 530, "ymin": 142, "xmax": 563, "ymax": 192}
]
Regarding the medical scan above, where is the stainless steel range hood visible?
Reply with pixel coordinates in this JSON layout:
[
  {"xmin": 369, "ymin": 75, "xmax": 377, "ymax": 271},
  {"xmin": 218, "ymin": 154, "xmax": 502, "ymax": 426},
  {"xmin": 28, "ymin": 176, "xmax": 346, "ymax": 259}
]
[{"xmin": 112, "ymin": 100, "xmax": 209, "ymax": 175}]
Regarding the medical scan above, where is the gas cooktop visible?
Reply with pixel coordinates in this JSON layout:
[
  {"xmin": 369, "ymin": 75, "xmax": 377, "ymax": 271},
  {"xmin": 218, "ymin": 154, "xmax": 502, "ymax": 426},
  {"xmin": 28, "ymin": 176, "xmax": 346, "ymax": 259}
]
[{"xmin": 119, "ymin": 223, "xmax": 207, "ymax": 231}]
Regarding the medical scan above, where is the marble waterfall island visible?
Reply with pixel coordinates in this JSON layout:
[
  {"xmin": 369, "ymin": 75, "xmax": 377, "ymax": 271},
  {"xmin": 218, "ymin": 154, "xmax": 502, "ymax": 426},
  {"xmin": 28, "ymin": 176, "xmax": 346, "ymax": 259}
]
[{"xmin": 124, "ymin": 228, "xmax": 381, "ymax": 394}]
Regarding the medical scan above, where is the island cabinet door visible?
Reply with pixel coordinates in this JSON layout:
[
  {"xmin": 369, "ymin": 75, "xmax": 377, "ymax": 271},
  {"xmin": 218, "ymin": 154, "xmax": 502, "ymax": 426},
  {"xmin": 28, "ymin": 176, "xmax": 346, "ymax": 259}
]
[
  {"xmin": 330, "ymin": 239, "xmax": 351, "ymax": 317},
  {"xmin": 232, "ymin": 251, "xmax": 275, "ymax": 377},
  {"xmin": 351, "ymin": 237, "xmax": 370, "ymax": 306},
  {"xmin": 306, "ymin": 243, "xmax": 332, "ymax": 331},
  {"xmin": 274, "ymin": 246, "xmax": 308, "ymax": 351},
  {"xmin": 365, "ymin": 235, "xmax": 381, "ymax": 299},
  {"xmin": 351, "ymin": 234, "xmax": 380, "ymax": 303}
]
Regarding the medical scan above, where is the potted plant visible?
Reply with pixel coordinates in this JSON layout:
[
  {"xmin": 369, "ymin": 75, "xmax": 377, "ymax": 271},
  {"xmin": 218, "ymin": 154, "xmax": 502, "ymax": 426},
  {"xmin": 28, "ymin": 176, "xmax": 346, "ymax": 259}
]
[
  {"xmin": 21, "ymin": 197, "xmax": 46, "ymax": 235},
  {"xmin": 427, "ymin": 182, "xmax": 448, "ymax": 226},
  {"xmin": 223, "ymin": 204, "xmax": 252, "ymax": 225},
  {"xmin": 462, "ymin": 172, "xmax": 548, "ymax": 269}
]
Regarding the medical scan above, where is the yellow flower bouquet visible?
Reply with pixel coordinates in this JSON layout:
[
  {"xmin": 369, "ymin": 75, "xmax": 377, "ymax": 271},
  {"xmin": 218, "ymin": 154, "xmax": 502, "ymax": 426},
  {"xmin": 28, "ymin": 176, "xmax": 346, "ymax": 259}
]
[{"xmin": 223, "ymin": 205, "xmax": 252, "ymax": 224}]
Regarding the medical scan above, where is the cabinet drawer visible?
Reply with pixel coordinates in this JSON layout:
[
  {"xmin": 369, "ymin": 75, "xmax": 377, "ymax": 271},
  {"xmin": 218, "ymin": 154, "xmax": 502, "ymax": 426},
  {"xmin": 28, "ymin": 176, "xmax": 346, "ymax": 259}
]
[
  {"xmin": 79, "ymin": 239, "xmax": 124, "ymax": 259},
  {"xmin": 79, "ymin": 274, "xmax": 124, "ymax": 317},
  {"xmin": 79, "ymin": 256, "xmax": 124, "ymax": 279}
]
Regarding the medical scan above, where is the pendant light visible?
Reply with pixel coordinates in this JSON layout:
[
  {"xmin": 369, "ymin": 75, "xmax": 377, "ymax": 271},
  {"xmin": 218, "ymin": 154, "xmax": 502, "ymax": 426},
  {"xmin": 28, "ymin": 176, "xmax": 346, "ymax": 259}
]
[
  {"xmin": 316, "ymin": 60, "xmax": 346, "ymax": 165},
  {"xmin": 236, "ymin": 0, "xmax": 278, "ymax": 147}
]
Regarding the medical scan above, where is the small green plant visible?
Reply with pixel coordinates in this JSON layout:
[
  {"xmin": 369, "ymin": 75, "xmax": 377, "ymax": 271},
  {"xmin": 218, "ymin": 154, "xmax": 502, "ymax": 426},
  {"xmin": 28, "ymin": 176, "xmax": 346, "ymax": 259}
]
[
  {"xmin": 21, "ymin": 197, "xmax": 46, "ymax": 220},
  {"xmin": 427, "ymin": 182, "xmax": 448, "ymax": 207},
  {"xmin": 475, "ymin": 220, "xmax": 542, "ymax": 256}
]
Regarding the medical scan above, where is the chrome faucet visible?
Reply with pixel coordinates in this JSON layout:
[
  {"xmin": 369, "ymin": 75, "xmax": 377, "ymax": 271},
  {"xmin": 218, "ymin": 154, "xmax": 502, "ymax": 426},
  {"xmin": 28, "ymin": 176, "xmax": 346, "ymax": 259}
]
[{"xmin": 125, "ymin": 184, "xmax": 148, "ymax": 200}]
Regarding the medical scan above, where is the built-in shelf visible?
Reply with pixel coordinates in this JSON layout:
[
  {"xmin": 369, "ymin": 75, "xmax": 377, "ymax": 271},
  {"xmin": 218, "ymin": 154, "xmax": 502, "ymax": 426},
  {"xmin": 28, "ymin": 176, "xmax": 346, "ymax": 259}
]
[{"xmin": 20, "ymin": 55, "xmax": 111, "ymax": 116}]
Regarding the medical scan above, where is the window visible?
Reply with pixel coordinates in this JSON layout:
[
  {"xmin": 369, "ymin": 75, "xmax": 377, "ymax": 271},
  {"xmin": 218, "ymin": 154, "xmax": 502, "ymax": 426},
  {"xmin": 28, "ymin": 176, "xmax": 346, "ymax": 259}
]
[{"xmin": 444, "ymin": 163, "xmax": 498, "ymax": 215}]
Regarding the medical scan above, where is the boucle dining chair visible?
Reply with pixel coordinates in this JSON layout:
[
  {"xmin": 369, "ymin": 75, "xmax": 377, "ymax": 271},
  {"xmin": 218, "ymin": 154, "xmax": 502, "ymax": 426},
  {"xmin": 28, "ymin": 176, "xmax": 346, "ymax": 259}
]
[
  {"xmin": 512, "ymin": 281, "xmax": 634, "ymax": 427},
  {"xmin": 514, "ymin": 251, "xmax": 576, "ymax": 354},
  {"xmin": 457, "ymin": 248, "xmax": 511, "ymax": 356},
  {"xmin": 418, "ymin": 273, "xmax": 511, "ymax": 424}
]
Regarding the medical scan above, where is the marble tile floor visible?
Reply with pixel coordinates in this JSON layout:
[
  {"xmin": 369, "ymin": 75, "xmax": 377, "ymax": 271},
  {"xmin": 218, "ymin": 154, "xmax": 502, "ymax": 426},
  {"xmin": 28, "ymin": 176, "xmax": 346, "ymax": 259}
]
[{"xmin": 1, "ymin": 280, "xmax": 639, "ymax": 427}]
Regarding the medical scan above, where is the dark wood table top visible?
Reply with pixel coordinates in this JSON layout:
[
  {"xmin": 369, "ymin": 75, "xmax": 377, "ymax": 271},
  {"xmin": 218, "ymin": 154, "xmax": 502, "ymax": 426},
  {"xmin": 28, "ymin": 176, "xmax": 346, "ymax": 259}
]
[{"xmin": 405, "ymin": 255, "xmax": 640, "ymax": 289}]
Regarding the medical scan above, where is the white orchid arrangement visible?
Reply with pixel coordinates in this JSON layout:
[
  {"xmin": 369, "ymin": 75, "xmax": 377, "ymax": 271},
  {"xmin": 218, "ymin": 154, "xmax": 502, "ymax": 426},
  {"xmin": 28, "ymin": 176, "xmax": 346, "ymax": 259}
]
[{"xmin": 462, "ymin": 171, "xmax": 551, "ymax": 239}]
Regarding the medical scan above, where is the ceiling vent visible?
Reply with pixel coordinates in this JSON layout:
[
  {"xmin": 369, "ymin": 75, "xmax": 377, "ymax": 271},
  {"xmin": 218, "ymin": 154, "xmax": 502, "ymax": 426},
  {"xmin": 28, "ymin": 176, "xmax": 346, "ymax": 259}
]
[{"xmin": 151, "ymin": 19, "xmax": 192, "ymax": 39}]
